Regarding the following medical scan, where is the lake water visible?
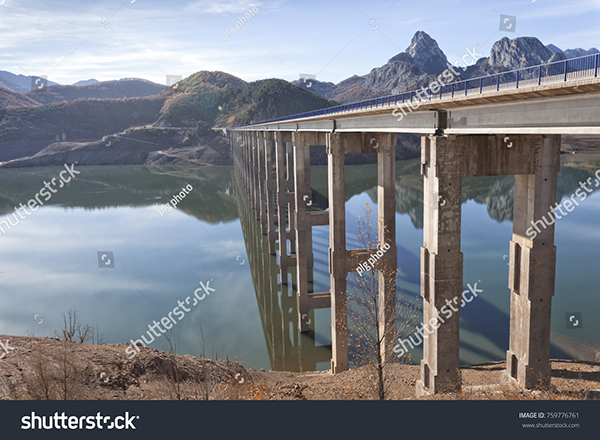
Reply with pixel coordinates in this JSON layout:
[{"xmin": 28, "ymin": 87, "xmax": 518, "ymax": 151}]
[{"xmin": 0, "ymin": 155, "xmax": 599, "ymax": 372}]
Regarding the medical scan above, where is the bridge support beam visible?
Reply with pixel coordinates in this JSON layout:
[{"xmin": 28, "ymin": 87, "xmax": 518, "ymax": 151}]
[
  {"xmin": 327, "ymin": 132, "xmax": 348, "ymax": 373},
  {"xmin": 257, "ymin": 132, "xmax": 268, "ymax": 233},
  {"xmin": 417, "ymin": 135, "xmax": 464, "ymax": 396},
  {"xmin": 275, "ymin": 132, "xmax": 296, "ymax": 285},
  {"xmin": 251, "ymin": 132, "xmax": 260, "ymax": 219},
  {"xmin": 505, "ymin": 134, "xmax": 560, "ymax": 389},
  {"xmin": 263, "ymin": 132, "xmax": 277, "ymax": 254},
  {"xmin": 293, "ymin": 132, "xmax": 314, "ymax": 332},
  {"xmin": 377, "ymin": 134, "xmax": 398, "ymax": 364}
]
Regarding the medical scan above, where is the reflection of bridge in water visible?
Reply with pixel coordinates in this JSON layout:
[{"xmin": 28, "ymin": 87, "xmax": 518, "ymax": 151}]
[
  {"xmin": 235, "ymin": 174, "xmax": 331, "ymax": 372},
  {"xmin": 229, "ymin": 53, "xmax": 600, "ymax": 396}
]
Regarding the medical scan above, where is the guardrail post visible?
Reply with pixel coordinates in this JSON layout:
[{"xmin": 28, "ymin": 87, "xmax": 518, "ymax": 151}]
[
  {"xmin": 564, "ymin": 59, "xmax": 568, "ymax": 81},
  {"xmin": 464, "ymin": 81, "xmax": 467, "ymax": 96},
  {"xmin": 479, "ymin": 78, "xmax": 482, "ymax": 93},
  {"xmin": 596, "ymin": 53, "xmax": 599, "ymax": 77},
  {"xmin": 516, "ymin": 71, "xmax": 519, "ymax": 89},
  {"xmin": 451, "ymin": 84, "xmax": 454, "ymax": 98},
  {"xmin": 538, "ymin": 65, "xmax": 542, "ymax": 85}
]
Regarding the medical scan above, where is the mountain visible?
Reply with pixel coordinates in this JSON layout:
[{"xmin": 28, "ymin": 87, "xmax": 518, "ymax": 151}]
[
  {"xmin": 564, "ymin": 47, "xmax": 599, "ymax": 59},
  {"xmin": 546, "ymin": 44, "xmax": 563, "ymax": 54},
  {"xmin": 0, "ymin": 70, "xmax": 60, "ymax": 93},
  {"xmin": 298, "ymin": 33, "xmax": 588, "ymax": 105},
  {"xmin": 546, "ymin": 44, "xmax": 599, "ymax": 59},
  {"xmin": 0, "ymin": 87, "xmax": 41, "ymax": 109},
  {"xmin": 463, "ymin": 36, "xmax": 565, "ymax": 77},
  {"xmin": 290, "ymin": 31, "xmax": 451, "ymax": 104},
  {"xmin": 23, "ymin": 78, "xmax": 165, "ymax": 106},
  {"xmin": 404, "ymin": 31, "xmax": 450, "ymax": 75},
  {"xmin": 73, "ymin": 79, "xmax": 99, "ymax": 86}
]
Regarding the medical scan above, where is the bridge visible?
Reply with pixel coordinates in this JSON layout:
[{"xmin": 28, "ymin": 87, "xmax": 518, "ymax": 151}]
[{"xmin": 228, "ymin": 53, "xmax": 600, "ymax": 396}]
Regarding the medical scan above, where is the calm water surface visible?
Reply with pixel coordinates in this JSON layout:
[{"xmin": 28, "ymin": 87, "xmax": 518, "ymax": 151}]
[{"xmin": 0, "ymin": 156, "xmax": 598, "ymax": 371}]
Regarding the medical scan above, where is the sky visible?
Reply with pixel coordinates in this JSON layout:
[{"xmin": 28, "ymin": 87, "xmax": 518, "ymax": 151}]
[{"xmin": 0, "ymin": 0, "xmax": 599, "ymax": 86}]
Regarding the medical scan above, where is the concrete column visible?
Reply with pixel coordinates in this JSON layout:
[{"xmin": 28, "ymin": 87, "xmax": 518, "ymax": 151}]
[
  {"xmin": 250, "ymin": 133, "xmax": 257, "ymax": 214},
  {"xmin": 264, "ymin": 132, "xmax": 277, "ymax": 254},
  {"xmin": 286, "ymin": 144, "xmax": 297, "ymax": 256},
  {"xmin": 276, "ymin": 132, "xmax": 293, "ymax": 284},
  {"xmin": 377, "ymin": 134, "xmax": 398, "ymax": 363},
  {"xmin": 258, "ymin": 132, "xmax": 268, "ymax": 233},
  {"xmin": 293, "ymin": 132, "xmax": 312, "ymax": 332},
  {"xmin": 242, "ymin": 133, "xmax": 249, "ymax": 192},
  {"xmin": 254, "ymin": 133, "xmax": 262, "ymax": 220},
  {"xmin": 417, "ymin": 135, "xmax": 463, "ymax": 396},
  {"xmin": 506, "ymin": 135, "xmax": 560, "ymax": 389},
  {"xmin": 327, "ymin": 132, "xmax": 348, "ymax": 373}
]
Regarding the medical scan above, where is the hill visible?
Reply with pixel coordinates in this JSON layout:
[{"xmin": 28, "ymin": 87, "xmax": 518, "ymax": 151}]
[
  {"xmin": 0, "ymin": 70, "xmax": 338, "ymax": 167},
  {"xmin": 0, "ymin": 87, "xmax": 40, "ymax": 109},
  {"xmin": 0, "ymin": 96, "xmax": 165, "ymax": 142},
  {"xmin": 213, "ymin": 78, "xmax": 338, "ymax": 127},
  {"xmin": 23, "ymin": 78, "xmax": 165, "ymax": 106}
]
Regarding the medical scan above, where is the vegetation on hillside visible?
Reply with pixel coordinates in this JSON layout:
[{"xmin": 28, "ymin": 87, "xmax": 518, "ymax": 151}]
[
  {"xmin": 215, "ymin": 78, "xmax": 338, "ymax": 126},
  {"xmin": 0, "ymin": 96, "xmax": 165, "ymax": 141},
  {"xmin": 25, "ymin": 79, "xmax": 165, "ymax": 106},
  {"xmin": 0, "ymin": 87, "xmax": 41, "ymax": 109}
]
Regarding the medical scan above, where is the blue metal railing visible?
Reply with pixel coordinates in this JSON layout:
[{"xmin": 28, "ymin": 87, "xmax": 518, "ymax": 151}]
[{"xmin": 236, "ymin": 52, "xmax": 600, "ymax": 128}]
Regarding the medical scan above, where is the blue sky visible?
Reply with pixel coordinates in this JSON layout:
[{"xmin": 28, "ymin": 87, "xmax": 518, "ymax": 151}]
[{"xmin": 0, "ymin": 0, "xmax": 598, "ymax": 86}]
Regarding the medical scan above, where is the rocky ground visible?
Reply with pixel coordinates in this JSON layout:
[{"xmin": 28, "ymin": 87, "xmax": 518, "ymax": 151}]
[{"xmin": 1, "ymin": 335, "xmax": 599, "ymax": 401}]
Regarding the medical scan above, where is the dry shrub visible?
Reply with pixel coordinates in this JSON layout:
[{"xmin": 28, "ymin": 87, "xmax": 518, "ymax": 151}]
[{"xmin": 24, "ymin": 341, "xmax": 84, "ymax": 400}]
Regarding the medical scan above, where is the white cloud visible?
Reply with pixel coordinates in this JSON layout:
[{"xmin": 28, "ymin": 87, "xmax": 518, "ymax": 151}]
[{"xmin": 185, "ymin": 0, "xmax": 263, "ymax": 15}]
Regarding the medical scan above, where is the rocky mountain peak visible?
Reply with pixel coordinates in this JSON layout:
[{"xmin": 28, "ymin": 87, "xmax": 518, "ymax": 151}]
[
  {"xmin": 489, "ymin": 36, "xmax": 565, "ymax": 70},
  {"xmin": 404, "ymin": 31, "xmax": 449, "ymax": 74}
]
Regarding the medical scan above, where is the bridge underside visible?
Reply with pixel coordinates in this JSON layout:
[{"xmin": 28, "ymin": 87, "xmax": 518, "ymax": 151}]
[{"xmin": 232, "ymin": 127, "xmax": 562, "ymax": 394}]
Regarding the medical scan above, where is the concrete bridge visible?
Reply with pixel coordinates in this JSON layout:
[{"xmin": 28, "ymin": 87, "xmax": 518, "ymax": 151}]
[{"xmin": 228, "ymin": 53, "xmax": 600, "ymax": 395}]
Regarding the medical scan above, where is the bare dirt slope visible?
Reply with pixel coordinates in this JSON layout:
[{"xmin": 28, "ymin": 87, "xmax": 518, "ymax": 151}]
[{"xmin": 1, "ymin": 335, "xmax": 599, "ymax": 400}]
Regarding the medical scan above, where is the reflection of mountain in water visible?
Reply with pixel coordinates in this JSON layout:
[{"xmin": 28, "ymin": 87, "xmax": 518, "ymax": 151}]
[
  {"xmin": 0, "ymin": 165, "xmax": 238, "ymax": 224},
  {"xmin": 354, "ymin": 157, "xmax": 598, "ymax": 229},
  {"xmin": 0, "ymin": 156, "xmax": 594, "ymax": 230}
]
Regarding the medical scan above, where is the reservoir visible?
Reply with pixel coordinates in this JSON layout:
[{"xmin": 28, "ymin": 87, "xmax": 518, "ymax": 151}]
[{"xmin": 0, "ymin": 154, "xmax": 598, "ymax": 371}]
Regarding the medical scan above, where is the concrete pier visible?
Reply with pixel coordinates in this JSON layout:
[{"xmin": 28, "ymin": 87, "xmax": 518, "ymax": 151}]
[{"xmin": 416, "ymin": 134, "xmax": 560, "ymax": 396}]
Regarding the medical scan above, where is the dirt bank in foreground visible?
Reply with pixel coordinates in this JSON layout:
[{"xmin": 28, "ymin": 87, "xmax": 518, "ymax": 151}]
[{"xmin": 0, "ymin": 335, "xmax": 599, "ymax": 400}]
